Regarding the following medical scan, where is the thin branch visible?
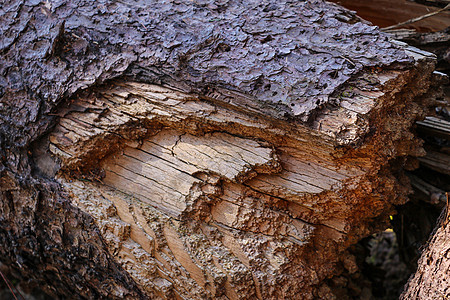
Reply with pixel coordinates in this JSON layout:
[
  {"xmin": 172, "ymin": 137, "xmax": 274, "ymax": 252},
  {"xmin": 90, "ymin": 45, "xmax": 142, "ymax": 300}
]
[
  {"xmin": 0, "ymin": 270, "xmax": 20, "ymax": 300},
  {"xmin": 382, "ymin": 4, "xmax": 450, "ymax": 31}
]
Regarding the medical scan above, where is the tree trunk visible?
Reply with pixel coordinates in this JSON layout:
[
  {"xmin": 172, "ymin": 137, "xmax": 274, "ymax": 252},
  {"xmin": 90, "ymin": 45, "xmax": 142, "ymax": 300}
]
[
  {"xmin": 0, "ymin": 0, "xmax": 442, "ymax": 299},
  {"xmin": 401, "ymin": 210, "xmax": 450, "ymax": 299}
]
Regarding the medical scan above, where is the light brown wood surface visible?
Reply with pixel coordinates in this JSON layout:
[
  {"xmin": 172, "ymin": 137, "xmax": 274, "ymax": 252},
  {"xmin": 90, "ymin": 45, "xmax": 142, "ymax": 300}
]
[{"xmin": 46, "ymin": 43, "xmax": 439, "ymax": 299}]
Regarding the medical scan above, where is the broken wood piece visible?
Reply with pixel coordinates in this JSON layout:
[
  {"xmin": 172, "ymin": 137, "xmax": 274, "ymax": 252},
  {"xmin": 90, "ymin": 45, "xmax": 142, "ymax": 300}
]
[
  {"xmin": 418, "ymin": 150, "xmax": 450, "ymax": 175},
  {"xmin": 408, "ymin": 173, "xmax": 447, "ymax": 205},
  {"xmin": 45, "ymin": 41, "xmax": 438, "ymax": 299},
  {"xmin": 416, "ymin": 116, "xmax": 450, "ymax": 140}
]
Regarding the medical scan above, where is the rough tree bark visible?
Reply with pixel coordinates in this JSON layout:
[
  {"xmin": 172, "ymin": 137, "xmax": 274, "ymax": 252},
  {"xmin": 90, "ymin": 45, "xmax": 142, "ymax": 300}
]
[
  {"xmin": 0, "ymin": 0, "xmax": 442, "ymax": 299},
  {"xmin": 401, "ymin": 210, "xmax": 450, "ymax": 299}
]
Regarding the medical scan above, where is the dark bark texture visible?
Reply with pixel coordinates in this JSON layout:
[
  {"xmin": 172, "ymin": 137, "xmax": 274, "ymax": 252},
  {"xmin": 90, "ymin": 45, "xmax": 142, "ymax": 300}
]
[
  {"xmin": 1, "ymin": 0, "xmax": 412, "ymax": 133},
  {"xmin": 0, "ymin": 0, "xmax": 437, "ymax": 299}
]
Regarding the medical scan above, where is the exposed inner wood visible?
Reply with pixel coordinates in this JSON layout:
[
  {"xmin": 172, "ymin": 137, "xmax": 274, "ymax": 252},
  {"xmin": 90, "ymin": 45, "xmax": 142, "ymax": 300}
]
[
  {"xmin": 46, "ymin": 43, "xmax": 437, "ymax": 299},
  {"xmin": 1, "ymin": 0, "xmax": 448, "ymax": 298},
  {"xmin": 101, "ymin": 130, "xmax": 281, "ymax": 218}
]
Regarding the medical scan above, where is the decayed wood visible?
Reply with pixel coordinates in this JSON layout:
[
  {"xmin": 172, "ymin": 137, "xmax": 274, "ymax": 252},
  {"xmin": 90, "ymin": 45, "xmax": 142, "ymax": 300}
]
[
  {"xmin": 322, "ymin": 1, "xmax": 450, "ymax": 297},
  {"xmin": 388, "ymin": 28, "xmax": 450, "ymax": 45},
  {"xmin": 43, "ymin": 39, "xmax": 437, "ymax": 298},
  {"xmin": 101, "ymin": 130, "xmax": 281, "ymax": 217},
  {"xmin": 401, "ymin": 67, "xmax": 450, "ymax": 298},
  {"xmin": 0, "ymin": 0, "xmax": 443, "ymax": 298}
]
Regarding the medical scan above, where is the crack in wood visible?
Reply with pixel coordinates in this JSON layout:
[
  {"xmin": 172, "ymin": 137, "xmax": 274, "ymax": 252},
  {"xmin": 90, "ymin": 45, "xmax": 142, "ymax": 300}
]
[{"xmin": 45, "ymin": 51, "xmax": 436, "ymax": 297}]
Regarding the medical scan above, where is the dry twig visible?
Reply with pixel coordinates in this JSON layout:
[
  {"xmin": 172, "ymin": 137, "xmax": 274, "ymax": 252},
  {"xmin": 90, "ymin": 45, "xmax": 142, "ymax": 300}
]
[
  {"xmin": 382, "ymin": 4, "xmax": 450, "ymax": 31},
  {"xmin": 0, "ymin": 269, "xmax": 23, "ymax": 300}
]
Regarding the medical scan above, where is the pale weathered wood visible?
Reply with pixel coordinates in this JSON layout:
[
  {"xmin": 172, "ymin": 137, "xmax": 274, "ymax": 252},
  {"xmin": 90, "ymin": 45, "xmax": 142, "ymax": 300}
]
[
  {"xmin": 100, "ymin": 129, "xmax": 280, "ymax": 217},
  {"xmin": 44, "ymin": 41, "xmax": 438, "ymax": 298},
  {"xmin": 1, "ymin": 0, "xmax": 445, "ymax": 298}
]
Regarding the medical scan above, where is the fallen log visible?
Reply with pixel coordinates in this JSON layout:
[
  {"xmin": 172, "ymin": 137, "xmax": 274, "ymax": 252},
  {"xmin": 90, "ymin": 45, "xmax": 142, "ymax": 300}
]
[
  {"xmin": 400, "ymin": 207, "xmax": 450, "ymax": 300},
  {"xmin": 0, "ymin": 0, "xmax": 442, "ymax": 299}
]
